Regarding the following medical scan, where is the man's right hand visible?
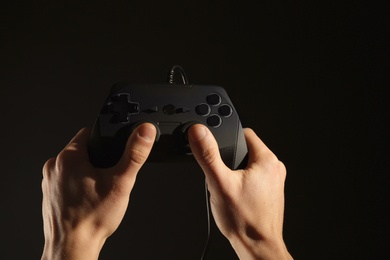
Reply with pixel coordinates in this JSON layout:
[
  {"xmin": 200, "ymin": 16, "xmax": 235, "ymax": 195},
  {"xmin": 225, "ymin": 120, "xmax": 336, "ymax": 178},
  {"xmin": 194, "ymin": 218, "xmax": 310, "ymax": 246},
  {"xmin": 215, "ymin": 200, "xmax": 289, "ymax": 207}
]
[{"xmin": 188, "ymin": 124, "xmax": 293, "ymax": 260}]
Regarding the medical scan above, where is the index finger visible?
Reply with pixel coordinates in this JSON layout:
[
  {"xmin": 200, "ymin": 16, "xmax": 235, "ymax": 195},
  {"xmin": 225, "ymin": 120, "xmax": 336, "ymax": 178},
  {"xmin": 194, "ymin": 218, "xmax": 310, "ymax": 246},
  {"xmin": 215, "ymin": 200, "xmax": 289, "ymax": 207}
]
[
  {"xmin": 243, "ymin": 128, "xmax": 280, "ymax": 166},
  {"xmin": 62, "ymin": 127, "xmax": 92, "ymax": 161}
]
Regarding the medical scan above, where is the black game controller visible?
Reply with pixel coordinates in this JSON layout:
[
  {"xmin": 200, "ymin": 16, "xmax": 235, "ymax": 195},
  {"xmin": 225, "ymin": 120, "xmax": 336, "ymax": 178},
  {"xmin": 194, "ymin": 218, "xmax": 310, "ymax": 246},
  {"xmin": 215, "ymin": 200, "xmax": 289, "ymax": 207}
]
[{"xmin": 88, "ymin": 82, "xmax": 248, "ymax": 170}]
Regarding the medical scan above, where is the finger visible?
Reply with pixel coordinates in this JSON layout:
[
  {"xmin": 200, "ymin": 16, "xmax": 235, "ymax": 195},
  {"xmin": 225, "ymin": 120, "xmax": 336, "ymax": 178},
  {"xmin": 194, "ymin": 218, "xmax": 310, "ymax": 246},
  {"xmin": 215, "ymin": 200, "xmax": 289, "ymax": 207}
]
[
  {"xmin": 243, "ymin": 128, "xmax": 279, "ymax": 166},
  {"xmin": 56, "ymin": 128, "xmax": 91, "ymax": 170},
  {"xmin": 188, "ymin": 124, "xmax": 229, "ymax": 183},
  {"xmin": 42, "ymin": 157, "xmax": 56, "ymax": 179},
  {"xmin": 65, "ymin": 127, "xmax": 91, "ymax": 147},
  {"xmin": 62, "ymin": 127, "xmax": 92, "ymax": 161},
  {"xmin": 113, "ymin": 123, "xmax": 156, "ymax": 177}
]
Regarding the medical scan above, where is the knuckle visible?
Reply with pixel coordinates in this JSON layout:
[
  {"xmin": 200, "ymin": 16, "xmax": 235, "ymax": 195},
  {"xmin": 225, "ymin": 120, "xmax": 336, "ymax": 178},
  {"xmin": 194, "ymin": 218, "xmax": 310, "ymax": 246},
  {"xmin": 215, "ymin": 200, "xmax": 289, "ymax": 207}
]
[
  {"xmin": 200, "ymin": 146, "xmax": 218, "ymax": 166},
  {"xmin": 277, "ymin": 160, "xmax": 287, "ymax": 177},
  {"xmin": 261, "ymin": 151, "xmax": 285, "ymax": 171},
  {"xmin": 127, "ymin": 147, "xmax": 148, "ymax": 166},
  {"xmin": 41, "ymin": 179, "xmax": 46, "ymax": 193},
  {"xmin": 42, "ymin": 158, "xmax": 55, "ymax": 178},
  {"xmin": 55, "ymin": 149, "xmax": 77, "ymax": 172},
  {"xmin": 277, "ymin": 159, "xmax": 286, "ymax": 170},
  {"xmin": 263, "ymin": 150, "xmax": 279, "ymax": 165},
  {"xmin": 266, "ymin": 157, "xmax": 287, "ymax": 177},
  {"xmin": 55, "ymin": 150, "xmax": 69, "ymax": 168}
]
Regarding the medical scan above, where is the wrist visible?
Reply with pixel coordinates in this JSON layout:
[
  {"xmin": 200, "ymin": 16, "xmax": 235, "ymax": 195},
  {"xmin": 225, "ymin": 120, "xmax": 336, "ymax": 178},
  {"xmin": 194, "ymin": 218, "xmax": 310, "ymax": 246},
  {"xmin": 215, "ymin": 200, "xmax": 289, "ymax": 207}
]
[
  {"xmin": 42, "ymin": 228, "xmax": 106, "ymax": 260},
  {"xmin": 229, "ymin": 233, "xmax": 293, "ymax": 260}
]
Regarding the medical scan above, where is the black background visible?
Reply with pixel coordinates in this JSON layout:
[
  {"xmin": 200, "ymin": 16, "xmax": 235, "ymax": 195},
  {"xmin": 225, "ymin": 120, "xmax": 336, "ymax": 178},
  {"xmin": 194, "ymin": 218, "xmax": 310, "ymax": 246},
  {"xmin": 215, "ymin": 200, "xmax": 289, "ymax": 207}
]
[{"xmin": 0, "ymin": 0, "xmax": 388, "ymax": 259}]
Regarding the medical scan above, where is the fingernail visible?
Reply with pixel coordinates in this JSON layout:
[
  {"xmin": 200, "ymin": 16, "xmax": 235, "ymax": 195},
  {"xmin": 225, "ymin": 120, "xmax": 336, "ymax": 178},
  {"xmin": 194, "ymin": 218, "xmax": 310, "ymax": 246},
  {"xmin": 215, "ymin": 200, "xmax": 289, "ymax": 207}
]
[
  {"xmin": 138, "ymin": 124, "xmax": 156, "ymax": 142},
  {"xmin": 190, "ymin": 124, "xmax": 208, "ymax": 141}
]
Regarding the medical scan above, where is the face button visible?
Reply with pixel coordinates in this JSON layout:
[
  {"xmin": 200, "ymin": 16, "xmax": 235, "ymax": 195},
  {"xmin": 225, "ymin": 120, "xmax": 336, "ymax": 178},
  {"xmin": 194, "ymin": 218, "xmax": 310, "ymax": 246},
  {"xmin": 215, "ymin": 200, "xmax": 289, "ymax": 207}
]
[
  {"xmin": 218, "ymin": 104, "xmax": 233, "ymax": 117},
  {"xmin": 196, "ymin": 103, "xmax": 211, "ymax": 116},
  {"xmin": 207, "ymin": 114, "xmax": 222, "ymax": 128},
  {"xmin": 206, "ymin": 93, "xmax": 221, "ymax": 106},
  {"xmin": 163, "ymin": 104, "xmax": 176, "ymax": 115}
]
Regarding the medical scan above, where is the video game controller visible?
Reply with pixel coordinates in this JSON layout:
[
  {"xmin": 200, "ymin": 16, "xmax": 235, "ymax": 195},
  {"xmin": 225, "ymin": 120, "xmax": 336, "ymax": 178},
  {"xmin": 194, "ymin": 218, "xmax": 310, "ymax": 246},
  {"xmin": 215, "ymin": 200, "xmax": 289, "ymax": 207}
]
[{"xmin": 88, "ymin": 82, "xmax": 248, "ymax": 169}]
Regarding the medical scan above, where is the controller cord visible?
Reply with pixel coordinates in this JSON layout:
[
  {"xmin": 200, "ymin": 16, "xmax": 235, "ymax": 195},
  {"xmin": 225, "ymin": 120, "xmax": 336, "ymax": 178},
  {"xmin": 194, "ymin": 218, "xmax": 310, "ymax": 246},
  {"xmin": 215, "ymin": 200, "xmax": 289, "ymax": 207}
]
[
  {"xmin": 201, "ymin": 179, "xmax": 211, "ymax": 260},
  {"xmin": 167, "ymin": 65, "xmax": 189, "ymax": 84}
]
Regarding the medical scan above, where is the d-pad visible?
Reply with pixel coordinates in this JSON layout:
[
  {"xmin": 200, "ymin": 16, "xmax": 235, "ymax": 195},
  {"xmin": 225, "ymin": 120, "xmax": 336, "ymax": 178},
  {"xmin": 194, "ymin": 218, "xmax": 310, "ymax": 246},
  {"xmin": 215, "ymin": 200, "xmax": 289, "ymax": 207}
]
[{"xmin": 108, "ymin": 94, "xmax": 139, "ymax": 123}]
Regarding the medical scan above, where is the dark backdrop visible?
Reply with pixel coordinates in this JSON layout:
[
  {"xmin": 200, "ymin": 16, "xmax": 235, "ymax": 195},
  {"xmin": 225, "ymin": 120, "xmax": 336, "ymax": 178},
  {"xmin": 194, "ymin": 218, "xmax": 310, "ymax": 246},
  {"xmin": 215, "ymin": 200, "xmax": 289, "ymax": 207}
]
[{"xmin": 0, "ymin": 1, "xmax": 387, "ymax": 259}]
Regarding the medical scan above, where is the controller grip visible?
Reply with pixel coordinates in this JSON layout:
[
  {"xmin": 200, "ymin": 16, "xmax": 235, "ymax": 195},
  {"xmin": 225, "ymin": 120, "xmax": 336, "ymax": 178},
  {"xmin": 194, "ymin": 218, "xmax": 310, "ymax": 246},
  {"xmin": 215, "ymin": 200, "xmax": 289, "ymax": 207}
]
[{"xmin": 233, "ymin": 122, "xmax": 248, "ymax": 169}]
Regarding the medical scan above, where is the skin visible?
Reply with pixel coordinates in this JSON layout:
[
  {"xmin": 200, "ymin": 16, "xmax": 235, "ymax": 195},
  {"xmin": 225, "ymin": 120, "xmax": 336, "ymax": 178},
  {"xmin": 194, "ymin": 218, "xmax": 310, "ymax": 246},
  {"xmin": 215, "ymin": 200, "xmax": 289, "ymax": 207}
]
[
  {"xmin": 41, "ymin": 123, "xmax": 292, "ymax": 260},
  {"xmin": 188, "ymin": 124, "xmax": 293, "ymax": 260},
  {"xmin": 41, "ymin": 124, "xmax": 157, "ymax": 260}
]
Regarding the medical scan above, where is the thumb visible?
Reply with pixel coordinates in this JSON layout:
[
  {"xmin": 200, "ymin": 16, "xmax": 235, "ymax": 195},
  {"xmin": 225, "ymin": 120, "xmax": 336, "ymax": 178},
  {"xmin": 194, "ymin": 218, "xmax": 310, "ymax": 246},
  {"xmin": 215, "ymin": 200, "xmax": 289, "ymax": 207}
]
[
  {"xmin": 114, "ymin": 123, "xmax": 156, "ymax": 177},
  {"xmin": 188, "ymin": 124, "xmax": 229, "ymax": 183}
]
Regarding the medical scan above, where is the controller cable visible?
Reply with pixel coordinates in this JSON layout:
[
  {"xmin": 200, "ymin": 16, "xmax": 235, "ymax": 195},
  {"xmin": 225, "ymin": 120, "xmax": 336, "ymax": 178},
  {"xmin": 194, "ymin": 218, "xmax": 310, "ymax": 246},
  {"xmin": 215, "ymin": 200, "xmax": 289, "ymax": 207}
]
[
  {"xmin": 167, "ymin": 65, "xmax": 189, "ymax": 84},
  {"xmin": 166, "ymin": 65, "xmax": 211, "ymax": 259},
  {"xmin": 201, "ymin": 180, "xmax": 211, "ymax": 260}
]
